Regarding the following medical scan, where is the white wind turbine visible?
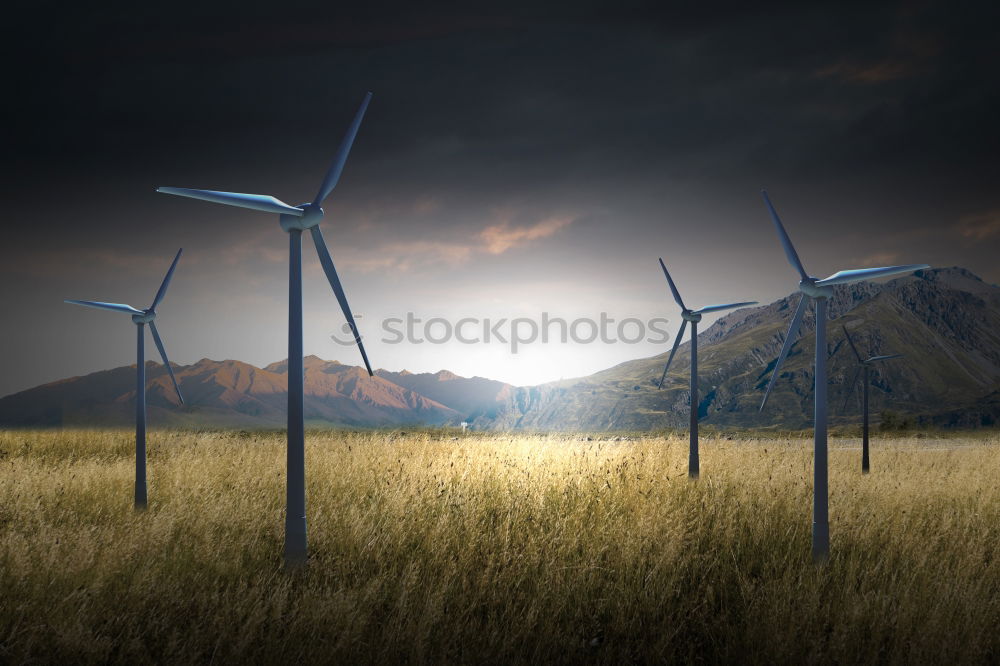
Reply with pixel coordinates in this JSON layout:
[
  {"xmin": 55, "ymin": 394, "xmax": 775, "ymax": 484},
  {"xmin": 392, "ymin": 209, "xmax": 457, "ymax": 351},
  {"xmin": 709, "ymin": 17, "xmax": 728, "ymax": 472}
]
[
  {"xmin": 758, "ymin": 189, "xmax": 928, "ymax": 560},
  {"xmin": 157, "ymin": 93, "xmax": 374, "ymax": 568},
  {"xmin": 65, "ymin": 248, "xmax": 185, "ymax": 509},
  {"xmin": 656, "ymin": 258, "xmax": 757, "ymax": 478}
]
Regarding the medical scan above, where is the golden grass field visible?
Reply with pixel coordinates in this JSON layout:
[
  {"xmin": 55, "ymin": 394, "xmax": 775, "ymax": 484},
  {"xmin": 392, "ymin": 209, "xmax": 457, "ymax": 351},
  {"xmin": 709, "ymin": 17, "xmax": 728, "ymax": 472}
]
[{"xmin": 2, "ymin": 428, "xmax": 1000, "ymax": 664}]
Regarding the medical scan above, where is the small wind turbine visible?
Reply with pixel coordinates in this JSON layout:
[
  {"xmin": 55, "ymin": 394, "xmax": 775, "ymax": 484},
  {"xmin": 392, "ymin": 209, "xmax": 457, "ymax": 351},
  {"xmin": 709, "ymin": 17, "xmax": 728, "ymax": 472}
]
[
  {"xmin": 656, "ymin": 258, "xmax": 757, "ymax": 478},
  {"xmin": 65, "ymin": 249, "xmax": 185, "ymax": 509},
  {"xmin": 839, "ymin": 324, "xmax": 902, "ymax": 474},
  {"xmin": 758, "ymin": 189, "xmax": 928, "ymax": 560},
  {"xmin": 157, "ymin": 93, "xmax": 373, "ymax": 568}
]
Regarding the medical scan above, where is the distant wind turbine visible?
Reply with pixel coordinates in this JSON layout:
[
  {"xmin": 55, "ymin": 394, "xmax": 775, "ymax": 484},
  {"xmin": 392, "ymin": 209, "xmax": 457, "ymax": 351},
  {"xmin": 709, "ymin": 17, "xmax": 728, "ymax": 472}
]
[
  {"xmin": 656, "ymin": 258, "xmax": 757, "ymax": 478},
  {"xmin": 157, "ymin": 93, "xmax": 373, "ymax": 568},
  {"xmin": 65, "ymin": 249, "xmax": 185, "ymax": 509},
  {"xmin": 758, "ymin": 189, "xmax": 928, "ymax": 561},
  {"xmin": 839, "ymin": 324, "xmax": 902, "ymax": 474}
]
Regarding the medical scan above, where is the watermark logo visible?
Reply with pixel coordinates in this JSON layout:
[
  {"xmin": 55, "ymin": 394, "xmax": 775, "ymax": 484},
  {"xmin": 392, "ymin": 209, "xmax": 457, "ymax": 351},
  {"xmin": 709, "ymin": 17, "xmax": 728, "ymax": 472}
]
[{"xmin": 332, "ymin": 313, "xmax": 671, "ymax": 354}]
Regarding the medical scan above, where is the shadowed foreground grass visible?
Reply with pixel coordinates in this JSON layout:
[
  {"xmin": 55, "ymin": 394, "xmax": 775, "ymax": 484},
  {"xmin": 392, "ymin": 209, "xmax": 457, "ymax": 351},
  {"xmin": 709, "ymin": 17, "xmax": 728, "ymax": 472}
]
[{"xmin": 2, "ymin": 429, "xmax": 1000, "ymax": 664}]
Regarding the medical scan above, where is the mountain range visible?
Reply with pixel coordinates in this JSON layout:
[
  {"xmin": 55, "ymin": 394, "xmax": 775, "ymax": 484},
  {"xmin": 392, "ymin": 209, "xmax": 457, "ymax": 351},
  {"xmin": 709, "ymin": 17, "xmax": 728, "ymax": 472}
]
[
  {"xmin": 2, "ymin": 267, "xmax": 997, "ymax": 430},
  {"xmin": 0, "ymin": 357, "xmax": 464, "ymax": 428},
  {"xmin": 474, "ymin": 267, "xmax": 1000, "ymax": 430}
]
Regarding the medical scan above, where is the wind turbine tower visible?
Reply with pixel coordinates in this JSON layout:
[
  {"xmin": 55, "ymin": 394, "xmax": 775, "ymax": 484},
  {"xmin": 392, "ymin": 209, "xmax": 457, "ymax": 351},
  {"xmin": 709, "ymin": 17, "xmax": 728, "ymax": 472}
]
[
  {"xmin": 157, "ymin": 93, "xmax": 374, "ymax": 568},
  {"xmin": 839, "ymin": 324, "xmax": 902, "ymax": 473},
  {"xmin": 65, "ymin": 249, "xmax": 185, "ymax": 509},
  {"xmin": 758, "ymin": 189, "xmax": 927, "ymax": 560},
  {"xmin": 656, "ymin": 258, "xmax": 757, "ymax": 478}
]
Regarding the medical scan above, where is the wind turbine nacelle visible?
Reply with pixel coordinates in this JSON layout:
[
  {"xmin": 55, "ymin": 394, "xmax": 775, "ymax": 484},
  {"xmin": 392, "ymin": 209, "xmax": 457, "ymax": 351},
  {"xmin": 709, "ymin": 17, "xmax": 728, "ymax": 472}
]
[
  {"xmin": 680, "ymin": 311, "xmax": 702, "ymax": 323},
  {"xmin": 280, "ymin": 204, "xmax": 323, "ymax": 232},
  {"xmin": 798, "ymin": 278, "xmax": 834, "ymax": 300},
  {"xmin": 131, "ymin": 311, "xmax": 156, "ymax": 324}
]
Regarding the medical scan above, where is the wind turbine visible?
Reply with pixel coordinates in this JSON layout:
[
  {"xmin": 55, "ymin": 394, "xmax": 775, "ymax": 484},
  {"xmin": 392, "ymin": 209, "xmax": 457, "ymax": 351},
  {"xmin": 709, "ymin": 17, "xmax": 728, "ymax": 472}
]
[
  {"xmin": 656, "ymin": 258, "xmax": 757, "ymax": 478},
  {"xmin": 65, "ymin": 248, "xmax": 185, "ymax": 510},
  {"xmin": 839, "ymin": 324, "xmax": 902, "ymax": 474},
  {"xmin": 157, "ymin": 93, "xmax": 373, "ymax": 568},
  {"xmin": 758, "ymin": 189, "xmax": 928, "ymax": 560}
]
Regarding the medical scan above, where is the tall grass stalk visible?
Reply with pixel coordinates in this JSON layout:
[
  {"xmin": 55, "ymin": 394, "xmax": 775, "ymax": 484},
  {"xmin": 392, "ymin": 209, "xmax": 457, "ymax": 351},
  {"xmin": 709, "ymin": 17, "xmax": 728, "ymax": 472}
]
[{"xmin": 2, "ymin": 429, "xmax": 999, "ymax": 663}]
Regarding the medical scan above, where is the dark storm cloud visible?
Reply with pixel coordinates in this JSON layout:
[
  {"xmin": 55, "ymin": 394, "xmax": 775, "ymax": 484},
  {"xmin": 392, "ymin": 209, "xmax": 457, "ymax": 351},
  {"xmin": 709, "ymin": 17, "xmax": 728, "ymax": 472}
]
[
  {"xmin": 10, "ymin": 1, "xmax": 994, "ymax": 174},
  {"xmin": 7, "ymin": 1, "xmax": 995, "ymax": 226},
  {"xmin": 1, "ymin": 0, "xmax": 997, "ymax": 396}
]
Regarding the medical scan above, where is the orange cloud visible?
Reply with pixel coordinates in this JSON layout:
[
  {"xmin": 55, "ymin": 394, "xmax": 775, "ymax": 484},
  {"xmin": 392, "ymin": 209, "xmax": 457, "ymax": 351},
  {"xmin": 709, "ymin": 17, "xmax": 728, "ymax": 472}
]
[
  {"xmin": 855, "ymin": 251, "xmax": 901, "ymax": 266},
  {"xmin": 815, "ymin": 59, "xmax": 912, "ymax": 84},
  {"xmin": 815, "ymin": 22, "xmax": 938, "ymax": 86},
  {"xmin": 480, "ymin": 215, "xmax": 574, "ymax": 254},
  {"xmin": 957, "ymin": 210, "xmax": 1000, "ymax": 241},
  {"xmin": 338, "ymin": 212, "xmax": 576, "ymax": 273},
  {"xmin": 219, "ymin": 235, "xmax": 287, "ymax": 266}
]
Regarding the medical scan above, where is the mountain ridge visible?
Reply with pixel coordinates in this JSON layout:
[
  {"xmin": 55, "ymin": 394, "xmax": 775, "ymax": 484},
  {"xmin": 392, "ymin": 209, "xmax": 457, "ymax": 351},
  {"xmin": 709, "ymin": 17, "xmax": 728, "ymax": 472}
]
[
  {"xmin": 0, "ymin": 356, "xmax": 460, "ymax": 428},
  {"xmin": 469, "ymin": 267, "xmax": 1000, "ymax": 430},
  {"xmin": 1, "ymin": 267, "xmax": 997, "ymax": 430}
]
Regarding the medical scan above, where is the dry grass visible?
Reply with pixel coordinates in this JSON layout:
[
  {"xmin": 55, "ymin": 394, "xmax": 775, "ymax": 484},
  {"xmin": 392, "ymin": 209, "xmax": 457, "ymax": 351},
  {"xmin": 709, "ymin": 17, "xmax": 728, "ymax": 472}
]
[{"xmin": 2, "ymin": 428, "xmax": 1000, "ymax": 664}]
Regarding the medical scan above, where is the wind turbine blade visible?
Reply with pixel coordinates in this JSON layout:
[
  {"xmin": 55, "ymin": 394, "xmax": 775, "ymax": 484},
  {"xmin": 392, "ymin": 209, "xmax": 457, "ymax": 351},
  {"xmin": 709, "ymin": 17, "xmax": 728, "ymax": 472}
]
[
  {"xmin": 692, "ymin": 301, "xmax": 758, "ymax": 315},
  {"xmin": 867, "ymin": 353, "xmax": 902, "ymax": 363},
  {"xmin": 156, "ymin": 187, "xmax": 304, "ymax": 216},
  {"xmin": 309, "ymin": 225, "xmax": 373, "ymax": 376},
  {"xmin": 149, "ymin": 321, "xmax": 184, "ymax": 404},
  {"xmin": 759, "ymin": 294, "xmax": 808, "ymax": 411},
  {"xmin": 313, "ymin": 92, "xmax": 373, "ymax": 207},
  {"xmin": 761, "ymin": 190, "xmax": 809, "ymax": 281},
  {"xmin": 658, "ymin": 258, "xmax": 686, "ymax": 310},
  {"xmin": 840, "ymin": 365, "xmax": 862, "ymax": 414},
  {"xmin": 64, "ymin": 300, "xmax": 143, "ymax": 315},
  {"xmin": 815, "ymin": 264, "xmax": 930, "ymax": 287},
  {"xmin": 150, "ymin": 248, "xmax": 183, "ymax": 311},
  {"xmin": 658, "ymin": 319, "xmax": 688, "ymax": 388},
  {"xmin": 841, "ymin": 324, "xmax": 863, "ymax": 363}
]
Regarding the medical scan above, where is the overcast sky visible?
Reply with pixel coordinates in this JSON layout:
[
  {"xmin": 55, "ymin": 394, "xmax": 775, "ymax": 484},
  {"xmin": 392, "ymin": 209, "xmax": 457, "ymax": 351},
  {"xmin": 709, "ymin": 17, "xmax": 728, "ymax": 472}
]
[{"xmin": 1, "ymin": 0, "xmax": 997, "ymax": 396}]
